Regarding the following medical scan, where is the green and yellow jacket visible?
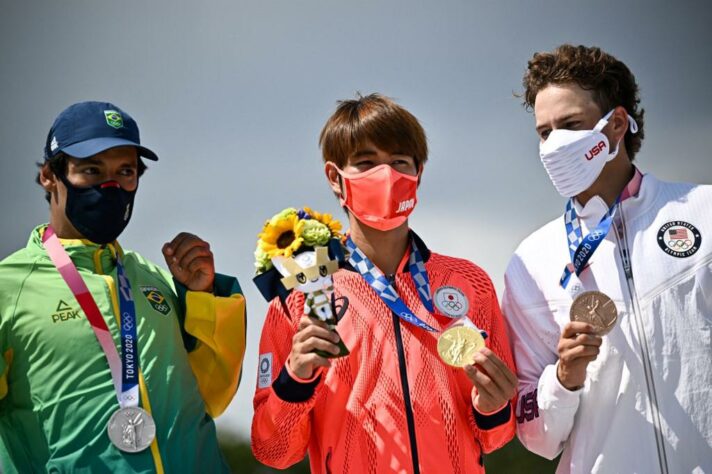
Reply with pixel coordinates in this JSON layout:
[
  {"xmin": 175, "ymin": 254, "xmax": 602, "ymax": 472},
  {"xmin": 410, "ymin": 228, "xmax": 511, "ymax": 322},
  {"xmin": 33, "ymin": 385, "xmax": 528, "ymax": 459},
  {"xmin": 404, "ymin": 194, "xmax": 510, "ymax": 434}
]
[{"xmin": 0, "ymin": 225, "xmax": 247, "ymax": 473}]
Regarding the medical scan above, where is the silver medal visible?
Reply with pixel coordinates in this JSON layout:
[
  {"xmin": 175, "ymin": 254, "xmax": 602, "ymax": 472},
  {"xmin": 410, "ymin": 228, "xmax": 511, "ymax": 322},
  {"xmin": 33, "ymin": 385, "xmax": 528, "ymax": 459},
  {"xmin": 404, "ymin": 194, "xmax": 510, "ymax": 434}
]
[{"xmin": 107, "ymin": 406, "xmax": 156, "ymax": 453}]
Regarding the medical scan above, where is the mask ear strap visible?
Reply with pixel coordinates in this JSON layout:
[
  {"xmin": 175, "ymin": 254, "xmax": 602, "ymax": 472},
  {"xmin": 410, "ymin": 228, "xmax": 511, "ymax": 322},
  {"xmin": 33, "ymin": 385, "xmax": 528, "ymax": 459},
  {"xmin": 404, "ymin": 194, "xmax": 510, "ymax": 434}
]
[
  {"xmin": 627, "ymin": 114, "xmax": 639, "ymax": 134},
  {"xmin": 598, "ymin": 108, "xmax": 639, "ymax": 135},
  {"xmin": 594, "ymin": 109, "xmax": 617, "ymax": 132},
  {"xmin": 608, "ymin": 114, "xmax": 639, "ymax": 160},
  {"xmin": 327, "ymin": 162, "xmax": 348, "ymax": 202}
]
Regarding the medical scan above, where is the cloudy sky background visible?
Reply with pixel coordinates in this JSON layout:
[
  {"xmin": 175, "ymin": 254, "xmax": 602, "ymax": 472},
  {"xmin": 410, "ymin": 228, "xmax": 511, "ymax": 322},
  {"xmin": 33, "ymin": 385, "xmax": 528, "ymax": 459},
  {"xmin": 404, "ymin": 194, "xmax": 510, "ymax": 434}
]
[{"xmin": 2, "ymin": 0, "xmax": 710, "ymax": 438}]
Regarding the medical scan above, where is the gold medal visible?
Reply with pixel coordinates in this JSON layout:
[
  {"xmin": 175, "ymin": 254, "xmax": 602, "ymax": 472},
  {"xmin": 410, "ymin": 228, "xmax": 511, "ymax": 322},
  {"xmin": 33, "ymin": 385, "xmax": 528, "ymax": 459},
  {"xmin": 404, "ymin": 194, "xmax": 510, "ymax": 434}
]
[
  {"xmin": 437, "ymin": 326, "xmax": 485, "ymax": 367},
  {"xmin": 569, "ymin": 290, "xmax": 618, "ymax": 335}
]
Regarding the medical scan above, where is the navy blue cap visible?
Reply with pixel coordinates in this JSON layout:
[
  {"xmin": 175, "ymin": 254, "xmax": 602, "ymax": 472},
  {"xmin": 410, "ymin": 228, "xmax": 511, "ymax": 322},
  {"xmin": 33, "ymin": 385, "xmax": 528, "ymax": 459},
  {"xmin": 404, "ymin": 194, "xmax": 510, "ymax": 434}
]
[{"xmin": 44, "ymin": 101, "xmax": 159, "ymax": 161}]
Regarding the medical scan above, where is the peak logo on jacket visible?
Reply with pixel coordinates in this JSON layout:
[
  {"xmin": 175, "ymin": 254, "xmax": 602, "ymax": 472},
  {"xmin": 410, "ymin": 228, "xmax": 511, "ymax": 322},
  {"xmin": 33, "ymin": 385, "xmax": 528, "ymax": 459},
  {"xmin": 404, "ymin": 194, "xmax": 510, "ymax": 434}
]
[
  {"xmin": 50, "ymin": 299, "xmax": 82, "ymax": 323},
  {"xmin": 657, "ymin": 221, "xmax": 701, "ymax": 258}
]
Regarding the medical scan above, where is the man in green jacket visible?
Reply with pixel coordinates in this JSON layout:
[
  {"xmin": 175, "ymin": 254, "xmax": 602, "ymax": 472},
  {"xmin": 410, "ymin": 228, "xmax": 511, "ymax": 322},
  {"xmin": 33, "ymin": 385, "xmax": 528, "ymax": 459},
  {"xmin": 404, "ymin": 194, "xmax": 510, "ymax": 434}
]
[{"xmin": 0, "ymin": 101, "xmax": 247, "ymax": 473}]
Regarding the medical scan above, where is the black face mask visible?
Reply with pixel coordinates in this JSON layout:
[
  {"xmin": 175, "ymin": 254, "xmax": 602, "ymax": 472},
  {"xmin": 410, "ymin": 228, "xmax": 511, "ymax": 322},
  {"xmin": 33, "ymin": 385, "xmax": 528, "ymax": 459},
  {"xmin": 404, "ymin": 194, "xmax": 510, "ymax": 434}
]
[{"xmin": 59, "ymin": 173, "xmax": 137, "ymax": 244}]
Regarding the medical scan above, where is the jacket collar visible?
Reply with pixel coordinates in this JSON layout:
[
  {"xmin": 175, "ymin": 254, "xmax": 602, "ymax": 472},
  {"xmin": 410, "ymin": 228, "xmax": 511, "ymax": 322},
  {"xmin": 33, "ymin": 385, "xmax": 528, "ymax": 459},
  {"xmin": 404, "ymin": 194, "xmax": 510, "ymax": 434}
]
[
  {"xmin": 342, "ymin": 229, "xmax": 431, "ymax": 274},
  {"xmin": 574, "ymin": 167, "xmax": 645, "ymax": 225},
  {"xmin": 29, "ymin": 224, "xmax": 122, "ymax": 274}
]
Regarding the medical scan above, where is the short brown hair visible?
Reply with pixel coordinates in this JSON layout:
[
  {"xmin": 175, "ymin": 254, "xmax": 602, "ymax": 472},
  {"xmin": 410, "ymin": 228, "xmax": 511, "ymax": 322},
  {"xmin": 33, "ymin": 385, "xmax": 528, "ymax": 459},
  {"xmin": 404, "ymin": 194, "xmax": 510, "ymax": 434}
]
[
  {"xmin": 523, "ymin": 44, "xmax": 645, "ymax": 160},
  {"xmin": 319, "ymin": 93, "xmax": 428, "ymax": 168}
]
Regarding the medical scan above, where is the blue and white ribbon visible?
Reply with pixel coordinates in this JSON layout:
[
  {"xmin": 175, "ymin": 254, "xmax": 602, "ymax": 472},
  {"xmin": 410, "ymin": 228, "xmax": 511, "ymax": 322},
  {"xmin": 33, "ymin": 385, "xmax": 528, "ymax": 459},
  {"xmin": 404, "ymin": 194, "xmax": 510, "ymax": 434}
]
[
  {"xmin": 347, "ymin": 236, "xmax": 436, "ymax": 332},
  {"xmin": 560, "ymin": 198, "xmax": 619, "ymax": 288}
]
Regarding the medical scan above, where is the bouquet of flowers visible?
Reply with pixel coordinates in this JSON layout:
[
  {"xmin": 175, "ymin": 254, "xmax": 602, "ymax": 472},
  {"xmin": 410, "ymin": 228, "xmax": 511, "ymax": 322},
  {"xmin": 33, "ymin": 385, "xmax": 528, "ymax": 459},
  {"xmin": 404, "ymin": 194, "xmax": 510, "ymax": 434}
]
[{"xmin": 253, "ymin": 207, "xmax": 349, "ymax": 357}]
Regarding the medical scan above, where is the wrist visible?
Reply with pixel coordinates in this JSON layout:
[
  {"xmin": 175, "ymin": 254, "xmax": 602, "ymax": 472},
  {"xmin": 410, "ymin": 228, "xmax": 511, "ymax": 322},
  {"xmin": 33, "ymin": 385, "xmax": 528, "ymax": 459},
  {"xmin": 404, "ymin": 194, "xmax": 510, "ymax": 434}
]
[
  {"xmin": 287, "ymin": 358, "xmax": 319, "ymax": 382},
  {"xmin": 556, "ymin": 362, "xmax": 584, "ymax": 391},
  {"xmin": 474, "ymin": 399, "xmax": 509, "ymax": 416}
]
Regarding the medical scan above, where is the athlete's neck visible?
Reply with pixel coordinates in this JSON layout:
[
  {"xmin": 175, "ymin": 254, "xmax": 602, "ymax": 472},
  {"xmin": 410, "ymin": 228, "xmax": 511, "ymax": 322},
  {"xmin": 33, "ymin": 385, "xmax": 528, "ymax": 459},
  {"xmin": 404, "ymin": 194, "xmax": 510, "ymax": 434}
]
[
  {"xmin": 349, "ymin": 217, "xmax": 410, "ymax": 276},
  {"xmin": 48, "ymin": 206, "xmax": 84, "ymax": 240},
  {"xmin": 576, "ymin": 152, "xmax": 635, "ymax": 208}
]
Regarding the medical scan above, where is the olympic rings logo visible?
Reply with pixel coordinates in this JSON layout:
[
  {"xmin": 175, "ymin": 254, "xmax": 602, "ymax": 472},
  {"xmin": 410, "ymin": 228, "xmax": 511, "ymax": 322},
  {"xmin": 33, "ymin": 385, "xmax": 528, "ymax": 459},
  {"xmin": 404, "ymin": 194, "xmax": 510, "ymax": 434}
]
[
  {"xmin": 441, "ymin": 300, "xmax": 463, "ymax": 311},
  {"xmin": 122, "ymin": 312, "xmax": 134, "ymax": 331},
  {"xmin": 667, "ymin": 239, "xmax": 692, "ymax": 250},
  {"xmin": 588, "ymin": 230, "xmax": 604, "ymax": 241}
]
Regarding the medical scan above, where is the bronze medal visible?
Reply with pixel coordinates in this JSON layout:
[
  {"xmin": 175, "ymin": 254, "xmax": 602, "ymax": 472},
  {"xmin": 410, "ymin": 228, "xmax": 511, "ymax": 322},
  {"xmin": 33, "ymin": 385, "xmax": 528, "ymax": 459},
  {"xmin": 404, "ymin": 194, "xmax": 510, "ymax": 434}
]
[{"xmin": 569, "ymin": 290, "xmax": 618, "ymax": 335}]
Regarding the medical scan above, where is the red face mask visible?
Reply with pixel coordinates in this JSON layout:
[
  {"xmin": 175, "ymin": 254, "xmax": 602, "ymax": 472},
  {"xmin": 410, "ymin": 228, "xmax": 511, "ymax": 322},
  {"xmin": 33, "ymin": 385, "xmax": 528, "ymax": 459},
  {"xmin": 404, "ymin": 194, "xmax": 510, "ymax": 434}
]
[{"xmin": 336, "ymin": 164, "xmax": 419, "ymax": 231}]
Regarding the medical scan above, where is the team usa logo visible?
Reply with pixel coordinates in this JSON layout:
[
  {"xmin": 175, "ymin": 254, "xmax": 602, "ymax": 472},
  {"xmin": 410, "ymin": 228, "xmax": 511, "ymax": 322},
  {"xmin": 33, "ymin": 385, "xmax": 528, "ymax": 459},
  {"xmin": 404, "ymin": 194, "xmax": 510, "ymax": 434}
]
[
  {"xmin": 516, "ymin": 389, "xmax": 539, "ymax": 424},
  {"xmin": 657, "ymin": 221, "xmax": 701, "ymax": 258},
  {"xmin": 434, "ymin": 286, "xmax": 469, "ymax": 318}
]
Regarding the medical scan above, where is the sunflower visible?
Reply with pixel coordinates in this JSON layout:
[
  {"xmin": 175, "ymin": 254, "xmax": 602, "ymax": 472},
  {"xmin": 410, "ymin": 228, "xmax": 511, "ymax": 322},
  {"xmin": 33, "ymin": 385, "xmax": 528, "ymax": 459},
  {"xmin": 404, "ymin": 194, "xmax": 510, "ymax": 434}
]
[
  {"xmin": 258, "ymin": 212, "xmax": 305, "ymax": 259},
  {"xmin": 303, "ymin": 206, "xmax": 343, "ymax": 237}
]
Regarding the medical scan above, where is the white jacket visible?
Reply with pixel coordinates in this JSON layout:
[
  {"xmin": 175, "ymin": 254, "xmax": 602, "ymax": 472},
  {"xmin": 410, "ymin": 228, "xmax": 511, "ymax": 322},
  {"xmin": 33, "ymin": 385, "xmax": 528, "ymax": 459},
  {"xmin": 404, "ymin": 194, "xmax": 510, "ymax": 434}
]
[{"xmin": 503, "ymin": 173, "xmax": 712, "ymax": 474}]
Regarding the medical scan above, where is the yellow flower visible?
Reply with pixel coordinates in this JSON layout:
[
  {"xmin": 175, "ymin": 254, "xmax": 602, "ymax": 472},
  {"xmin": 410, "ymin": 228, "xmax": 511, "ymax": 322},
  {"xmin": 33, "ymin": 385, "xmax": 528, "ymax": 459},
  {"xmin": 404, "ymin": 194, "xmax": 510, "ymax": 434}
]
[
  {"xmin": 258, "ymin": 213, "xmax": 305, "ymax": 259},
  {"xmin": 303, "ymin": 206, "xmax": 342, "ymax": 237}
]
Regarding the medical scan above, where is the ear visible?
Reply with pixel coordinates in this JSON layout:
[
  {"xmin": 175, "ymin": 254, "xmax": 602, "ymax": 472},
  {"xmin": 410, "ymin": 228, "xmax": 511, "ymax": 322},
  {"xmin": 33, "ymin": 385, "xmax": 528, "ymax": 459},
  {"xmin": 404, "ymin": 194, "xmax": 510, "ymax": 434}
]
[
  {"xmin": 324, "ymin": 162, "xmax": 343, "ymax": 198},
  {"xmin": 39, "ymin": 162, "xmax": 59, "ymax": 196},
  {"xmin": 609, "ymin": 106, "xmax": 630, "ymax": 144}
]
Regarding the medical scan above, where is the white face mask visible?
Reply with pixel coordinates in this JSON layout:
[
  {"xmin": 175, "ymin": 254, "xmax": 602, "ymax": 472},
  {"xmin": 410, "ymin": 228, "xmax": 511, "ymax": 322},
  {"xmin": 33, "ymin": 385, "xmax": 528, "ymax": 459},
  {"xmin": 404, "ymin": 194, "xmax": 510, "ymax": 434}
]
[{"xmin": 539, "ymin": 109, "xmax": 639, "ymax": 198}]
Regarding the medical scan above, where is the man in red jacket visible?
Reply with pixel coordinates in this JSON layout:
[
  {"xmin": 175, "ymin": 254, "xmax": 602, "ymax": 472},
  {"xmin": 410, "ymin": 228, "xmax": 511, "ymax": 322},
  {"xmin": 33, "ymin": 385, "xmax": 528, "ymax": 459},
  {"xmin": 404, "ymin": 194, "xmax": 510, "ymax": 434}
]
[{"xmin": 252, "ymin": 94, "xmax": 517, "ymax": 473}]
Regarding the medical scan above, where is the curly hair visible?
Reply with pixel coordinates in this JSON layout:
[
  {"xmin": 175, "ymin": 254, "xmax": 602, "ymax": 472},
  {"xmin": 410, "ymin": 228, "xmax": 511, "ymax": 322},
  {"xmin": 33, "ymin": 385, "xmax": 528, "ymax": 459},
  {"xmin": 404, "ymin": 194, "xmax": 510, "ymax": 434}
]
[{"xmin": 523, "ymin": 44, "xmax": 645, "ymax": 160}]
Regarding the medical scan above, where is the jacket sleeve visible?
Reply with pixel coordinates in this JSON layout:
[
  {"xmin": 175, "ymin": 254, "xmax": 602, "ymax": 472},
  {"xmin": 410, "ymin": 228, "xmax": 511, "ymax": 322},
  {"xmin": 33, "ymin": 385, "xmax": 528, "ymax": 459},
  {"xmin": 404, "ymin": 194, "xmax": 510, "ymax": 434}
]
[
  {"xmin": 468, "ymin": 277, "xmax": 517, "ymax": 454},
  {"xmin": 175, "ymin": 273, "xmax": 247, "ymax": 418},
  {"xmin": 502, "ymin": 255, "xmax": 582, "ymax": 460},
  {"xmin": 251, "ymin": 292, "xmax": 325, "ymax": 469}
]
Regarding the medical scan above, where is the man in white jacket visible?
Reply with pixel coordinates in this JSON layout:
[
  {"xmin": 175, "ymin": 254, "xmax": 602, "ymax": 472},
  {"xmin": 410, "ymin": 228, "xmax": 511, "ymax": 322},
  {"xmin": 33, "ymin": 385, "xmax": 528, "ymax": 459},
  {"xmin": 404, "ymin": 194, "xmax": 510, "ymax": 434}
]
[{"xmin": 503, "ymin": 44, "xmax": 712, "ymax": 473}]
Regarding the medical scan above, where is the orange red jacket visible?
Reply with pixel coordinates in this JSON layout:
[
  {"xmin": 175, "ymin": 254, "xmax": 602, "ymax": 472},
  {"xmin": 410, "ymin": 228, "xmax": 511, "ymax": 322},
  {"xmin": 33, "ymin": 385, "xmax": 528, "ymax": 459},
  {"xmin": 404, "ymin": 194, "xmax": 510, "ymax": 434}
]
[{"xmin": 252, "ymin": 234, "xmax": 515, "ymax": 473}]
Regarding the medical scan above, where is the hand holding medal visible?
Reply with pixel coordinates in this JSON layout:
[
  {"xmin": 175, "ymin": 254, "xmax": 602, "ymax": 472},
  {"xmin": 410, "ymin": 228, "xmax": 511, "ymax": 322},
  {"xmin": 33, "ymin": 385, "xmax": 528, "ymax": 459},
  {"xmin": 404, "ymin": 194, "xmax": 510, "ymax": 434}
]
[
  {"xmin": 555, "ymin": 291, "xmax": 617, "ymax": 390},
  {"xmin": 438, "ymin": 321, "xmax": 516, "ymax": 413},
  {"xmin": 432, "ymin": 287, "xmax": 516, "ymax": 413}
]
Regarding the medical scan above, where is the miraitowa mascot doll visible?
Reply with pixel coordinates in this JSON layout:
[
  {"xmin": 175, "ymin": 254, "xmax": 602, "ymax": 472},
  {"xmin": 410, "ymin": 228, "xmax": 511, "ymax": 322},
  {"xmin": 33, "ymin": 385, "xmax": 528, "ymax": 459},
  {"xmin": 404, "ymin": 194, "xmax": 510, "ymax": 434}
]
[{"xmin": 253, "ymin": 207, "xmax": 349, "ymax": 357}]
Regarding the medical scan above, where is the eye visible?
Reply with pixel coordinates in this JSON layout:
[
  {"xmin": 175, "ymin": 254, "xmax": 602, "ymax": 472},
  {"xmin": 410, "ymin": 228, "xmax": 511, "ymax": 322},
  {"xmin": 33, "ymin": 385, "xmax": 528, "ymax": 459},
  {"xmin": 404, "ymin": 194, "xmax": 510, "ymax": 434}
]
[
  {"xmin": 82, "ymin": 166, "xmax": 101, "ymax": 175},
  {"xmin": 539, "ymin": 129, "xmax": 551, "ymax": 141},
  {"xmin": 296, "ymin": 273, "xmax": 307, "ymax": 284},
  {"xmin": 119, "ymin": 167, "xmax": 137, "ymax": 177},
  {"xmin": 563, "ymin": 121, "xmax": 580, "ymax": 130},
  {"xmin": 319, "ymin": 265, "xmax": 328, "ymax": 277},
  {"xmin": 354, "ymin": 160, "xmax": 373, "ymax": 170}
]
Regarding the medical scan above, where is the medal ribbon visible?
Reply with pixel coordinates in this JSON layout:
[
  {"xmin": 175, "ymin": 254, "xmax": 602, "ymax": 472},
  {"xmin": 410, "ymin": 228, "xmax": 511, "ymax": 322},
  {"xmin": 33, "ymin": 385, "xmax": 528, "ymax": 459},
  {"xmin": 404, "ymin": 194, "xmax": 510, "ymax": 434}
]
[
  {"xmin": 42, "ymin": 226, "xmax": 140, "ymax": 408},
  {"xmin": 560, "ymin": 197, "xmax": 619, "ymax": 288},
  {"xmin": 346, "ymin": 236, "xmax": 436, "ymax": 332}
]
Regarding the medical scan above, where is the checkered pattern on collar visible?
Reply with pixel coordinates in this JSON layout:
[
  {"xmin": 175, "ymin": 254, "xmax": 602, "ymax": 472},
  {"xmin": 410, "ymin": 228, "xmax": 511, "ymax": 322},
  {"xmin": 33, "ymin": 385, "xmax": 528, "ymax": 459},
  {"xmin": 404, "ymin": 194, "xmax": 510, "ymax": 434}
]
[
  {"xmin": 346, "ymin": 236, "xmax": 436, "ymax": 332},
  {"xmin": 564, "ymin": 200, "xmax": 583, "ymax": 258}
]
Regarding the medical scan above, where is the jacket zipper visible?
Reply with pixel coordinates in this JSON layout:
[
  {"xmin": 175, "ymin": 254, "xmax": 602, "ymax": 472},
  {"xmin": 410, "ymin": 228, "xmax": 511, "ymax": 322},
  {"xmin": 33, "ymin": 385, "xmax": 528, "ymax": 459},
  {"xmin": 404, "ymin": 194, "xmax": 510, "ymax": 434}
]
[
  {"xmin": 388, "ymin": 275, "xmax": 421, "ymax": 474},
  {"xmin": 614, "ymin": 205, "xmax": 669, "ymax": 474}
]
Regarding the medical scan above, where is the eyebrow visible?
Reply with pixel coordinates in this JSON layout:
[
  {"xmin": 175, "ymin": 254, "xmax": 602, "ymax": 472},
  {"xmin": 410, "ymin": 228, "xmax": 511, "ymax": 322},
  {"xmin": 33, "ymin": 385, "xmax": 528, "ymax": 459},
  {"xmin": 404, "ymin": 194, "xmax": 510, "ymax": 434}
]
[
  {"xmin": 351, "ymin": 149, "xmax": 377, "ymax": 158},
  {"xmin": 535, "ymin": 113, "xmax": 582, "ymax": 134},
  {"xmin": 74, "ymin": 157, "xmax": 136, "ymax": 167},
  {"xmin": 75, "ymin": 157, "xmax": 103, "ymax": 166}
]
